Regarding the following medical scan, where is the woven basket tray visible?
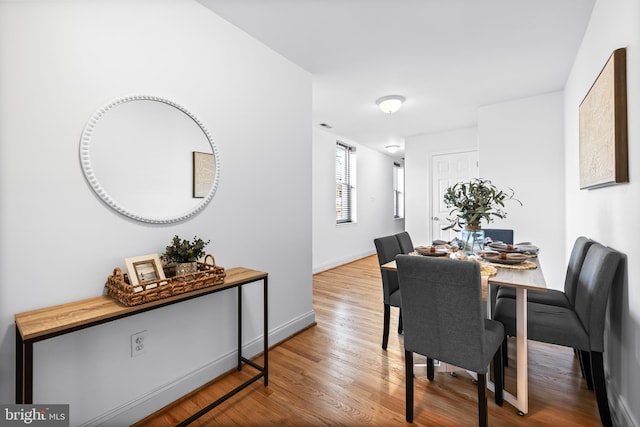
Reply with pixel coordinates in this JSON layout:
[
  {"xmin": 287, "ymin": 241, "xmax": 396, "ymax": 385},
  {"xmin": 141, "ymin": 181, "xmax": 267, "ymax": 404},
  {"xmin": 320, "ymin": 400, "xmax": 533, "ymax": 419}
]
[{"xmin": 105, "ymin": 254, "xmax": 226, "ymax": 307}]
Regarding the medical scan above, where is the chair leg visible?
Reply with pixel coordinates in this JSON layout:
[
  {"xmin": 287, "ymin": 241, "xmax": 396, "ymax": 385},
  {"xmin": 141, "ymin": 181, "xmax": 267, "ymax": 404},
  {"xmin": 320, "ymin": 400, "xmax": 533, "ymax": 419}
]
[
  {"xmin": 398, "ymin": 308, "xmax": 403, "ymax": 334},
  {"xmin": 493, "ymin": 345, "xmax": 504, "ymax": 406},
  {"xmin": 502, "ymin": 337, "xmax": 508, "ymax": 367},
  {"xmin": 576, "ymin": 348, "xmax": 586, "ymax": 378},
  {"xmin": 427, "ymin": 357, "xmax": 434, "ymax": 381},
  {"xmin": 405, "ymin": 349, "xmax": 414, "ymax": 423},
  {"xmin": 579, "ymin": 350, "xmax": 594, "ymax": 391},
  {"xmin": 477, "ymin": 373, "xmax": 488, "ymax": 427},
  {"xmin": 382, "ymin": 304, "xmax": 391, "ymax": 350},
  {"xmin": 590, "ymin": 351, "xmax": 613, "ymax": 427}
]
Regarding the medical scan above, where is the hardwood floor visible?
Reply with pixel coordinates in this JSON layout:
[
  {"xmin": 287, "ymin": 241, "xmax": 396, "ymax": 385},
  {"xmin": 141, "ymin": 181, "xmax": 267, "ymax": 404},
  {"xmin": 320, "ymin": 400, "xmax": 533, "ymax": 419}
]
[{"xmin": 134, "ymin": 255, "xmax": 602, "ymax": 426}]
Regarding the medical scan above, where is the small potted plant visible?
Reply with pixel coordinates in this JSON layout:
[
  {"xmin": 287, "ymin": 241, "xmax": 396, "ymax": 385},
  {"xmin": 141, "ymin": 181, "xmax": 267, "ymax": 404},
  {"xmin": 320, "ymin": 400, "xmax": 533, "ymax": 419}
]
[
  {"xmin": 161, "ymin": 235, "xmax": 210, "ymax": 276},
  {"xmin": 442, "ymin": 178, "xmax": 521, "ymax": 253}
]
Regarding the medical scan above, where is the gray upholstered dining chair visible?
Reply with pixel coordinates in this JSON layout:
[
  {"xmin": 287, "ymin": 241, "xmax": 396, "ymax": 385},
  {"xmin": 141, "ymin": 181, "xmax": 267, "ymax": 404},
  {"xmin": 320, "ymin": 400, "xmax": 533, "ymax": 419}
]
[
  {"xmin": 496, "ymin": 236, "xmax": 595, "ymax": 308},
  {"xmin": 492, "ymin": 243, "xmax": 623, "ymax": 427},
  {"xmin": 483, "ymin": 228, "xmax": 514, "ymax": 245},
  {"xmin": 395, "ymin": 231, "xmax": 415, "ymax": 254},
  {"xmin": 373, "ymin": 235, "xmax": 403, "ymax": 350},
  {"xmin": 496, "ymin": 236, "xmax": 596, "ymax": 374},
  {"xmin": 397, "ymin": 255, "xmax": 504, "ymax": 426},
  {"xmin": 485, "ymin": 228, "xmax": 514, "ymax": 323}
]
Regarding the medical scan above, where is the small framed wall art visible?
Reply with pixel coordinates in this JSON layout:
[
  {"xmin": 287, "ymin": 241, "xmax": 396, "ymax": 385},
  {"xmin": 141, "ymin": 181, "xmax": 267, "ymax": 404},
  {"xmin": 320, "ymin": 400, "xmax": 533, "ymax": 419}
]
[
  {"xmin": 193, "ymin": 151, "xmax": 215, "ymax": 198},
  {"xmin": 579, "ymin": 47, "xmax": 628, "ymax": 189},
  {"xmin": 124, "ymin": 253, "xmax": 167, "ymax": 289}
]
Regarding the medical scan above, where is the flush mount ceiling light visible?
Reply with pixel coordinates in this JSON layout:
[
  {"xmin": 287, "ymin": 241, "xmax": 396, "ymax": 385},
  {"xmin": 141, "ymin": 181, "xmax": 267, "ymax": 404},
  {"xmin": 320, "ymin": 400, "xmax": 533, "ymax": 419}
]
[
  {"xmin": 385, "ymin": 144, "xmax": 401, "ymax": 153},
  {"xmin": 376, "ymin": 95, "xmax": 406, "ymax": 114}
]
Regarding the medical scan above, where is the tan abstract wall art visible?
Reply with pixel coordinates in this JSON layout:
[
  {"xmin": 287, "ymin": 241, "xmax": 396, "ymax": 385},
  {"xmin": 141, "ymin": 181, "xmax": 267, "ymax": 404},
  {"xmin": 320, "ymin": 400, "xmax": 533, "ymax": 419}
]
[{"xmin": 579, "ymin": 48, "xmax": 628, "ymax": 189}]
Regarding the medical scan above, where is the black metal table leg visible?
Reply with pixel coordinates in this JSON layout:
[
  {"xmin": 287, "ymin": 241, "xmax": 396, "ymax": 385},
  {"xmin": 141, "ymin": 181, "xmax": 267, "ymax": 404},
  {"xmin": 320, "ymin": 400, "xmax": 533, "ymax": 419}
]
[
  {"xmin": 263, "ymin": 276, "xmax": 268, "ymax": 386},
  {"xmin": 237, "ymin": 285, "xmax": 242, "ymax": 371},
  {"xmin": 15, "ymin": 325, "xmax": 23, "ymax": 404},
  {"xmin": 178, "ymin": 276, "xmax": 269, "ymax": 426},
  {"xmin": 14, "ymin": 326, "xmax": 33, "ymax": 404},
  {"xmin": 24, "ymin": 340, "xmax": 33, "ymax": 404}
]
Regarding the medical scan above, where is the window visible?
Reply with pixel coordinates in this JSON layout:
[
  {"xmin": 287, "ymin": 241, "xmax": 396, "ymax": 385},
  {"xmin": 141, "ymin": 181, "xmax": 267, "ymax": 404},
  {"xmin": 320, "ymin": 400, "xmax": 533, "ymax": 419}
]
[
  {"xmin": 393, "ymin": 162, "xmax": 405, "ymax": 218},
  {"xmin": 336, "ymin": 142, "xmax": 356, "ymax": 223}
]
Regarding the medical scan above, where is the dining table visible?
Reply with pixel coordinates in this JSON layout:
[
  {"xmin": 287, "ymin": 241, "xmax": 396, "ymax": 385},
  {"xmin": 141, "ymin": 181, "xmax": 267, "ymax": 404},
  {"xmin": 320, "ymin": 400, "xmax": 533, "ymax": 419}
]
[{"xmin": 381, "ymin": 251, "xmax": 547, "ymax": 416}]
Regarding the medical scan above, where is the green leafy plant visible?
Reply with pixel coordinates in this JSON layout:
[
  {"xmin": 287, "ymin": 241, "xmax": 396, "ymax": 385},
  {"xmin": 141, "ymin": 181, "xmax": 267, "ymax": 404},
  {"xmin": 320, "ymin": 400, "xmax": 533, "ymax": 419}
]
[
  {"xmin": 442, "ymin": 178, "xmax": 521, "ymax": 231},
  {"xmin": 161, "ymin": 235, "xmax": 210, "ymax": 263}
]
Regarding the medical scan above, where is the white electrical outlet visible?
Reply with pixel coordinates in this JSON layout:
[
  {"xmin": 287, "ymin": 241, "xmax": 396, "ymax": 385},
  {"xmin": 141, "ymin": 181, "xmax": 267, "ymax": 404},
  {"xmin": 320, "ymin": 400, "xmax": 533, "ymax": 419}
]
[{"xmin": 131, "ymin": 330, "xmax": 147, "ymax": 357}]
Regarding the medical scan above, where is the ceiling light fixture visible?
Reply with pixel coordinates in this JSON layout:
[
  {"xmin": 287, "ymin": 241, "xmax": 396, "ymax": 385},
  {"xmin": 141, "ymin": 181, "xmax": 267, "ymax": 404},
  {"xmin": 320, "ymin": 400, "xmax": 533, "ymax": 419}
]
[
  {"xmin": 376, "ymin": 95, "xmax": 406, "ymax": 114},
  {"xmin": 385, "ymin": 144, "xmax": 400, "ymax": 153}
]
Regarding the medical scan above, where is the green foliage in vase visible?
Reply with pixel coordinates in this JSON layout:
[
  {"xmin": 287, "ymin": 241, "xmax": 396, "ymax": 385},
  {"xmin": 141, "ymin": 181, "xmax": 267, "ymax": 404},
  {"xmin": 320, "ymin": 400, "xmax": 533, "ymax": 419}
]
[
  {"xmin": 442, "ymin": 178, "xmax": 521, "ymax": 231},
  {"xmin": 161, "ymin": 235, "xmax": 210, "ymax": 263}
]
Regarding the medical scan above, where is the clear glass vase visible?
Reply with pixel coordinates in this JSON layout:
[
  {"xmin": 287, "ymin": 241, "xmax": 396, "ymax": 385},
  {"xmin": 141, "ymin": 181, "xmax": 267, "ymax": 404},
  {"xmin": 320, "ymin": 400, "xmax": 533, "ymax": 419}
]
[{"xmin": 461, "ymin": 226, "xmax": 485, "ymax": 254}]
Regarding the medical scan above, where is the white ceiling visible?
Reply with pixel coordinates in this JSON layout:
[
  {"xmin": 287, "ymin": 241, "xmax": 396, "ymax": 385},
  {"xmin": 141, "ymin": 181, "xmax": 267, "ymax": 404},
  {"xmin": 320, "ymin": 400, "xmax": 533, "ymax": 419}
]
[{"xmin": 198, "ymin": 0, "xmax": 595, "ymax": 158}]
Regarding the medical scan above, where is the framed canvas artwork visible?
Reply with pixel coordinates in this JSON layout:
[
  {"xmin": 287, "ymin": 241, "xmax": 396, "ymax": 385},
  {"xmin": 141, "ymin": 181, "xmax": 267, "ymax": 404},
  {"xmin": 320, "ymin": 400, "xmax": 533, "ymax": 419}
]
[{"xmin": 579, "ymin": 48, "xmax": 628, "ymax": 189}]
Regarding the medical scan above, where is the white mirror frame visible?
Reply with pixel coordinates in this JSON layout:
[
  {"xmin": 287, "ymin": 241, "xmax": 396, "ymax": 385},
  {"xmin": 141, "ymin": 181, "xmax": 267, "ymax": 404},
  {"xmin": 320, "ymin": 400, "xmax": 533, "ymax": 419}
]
[{"xmin": 79, "ymin": 95, "xmax": 220, "ymax": 223}]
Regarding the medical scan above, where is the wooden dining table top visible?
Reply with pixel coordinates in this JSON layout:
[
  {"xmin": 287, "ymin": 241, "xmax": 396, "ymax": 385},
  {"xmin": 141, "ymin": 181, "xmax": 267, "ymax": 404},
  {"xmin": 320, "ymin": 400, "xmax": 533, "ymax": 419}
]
[{"xmin": 381, "ymin": 256, "xmax": 547, "ymax": 292}]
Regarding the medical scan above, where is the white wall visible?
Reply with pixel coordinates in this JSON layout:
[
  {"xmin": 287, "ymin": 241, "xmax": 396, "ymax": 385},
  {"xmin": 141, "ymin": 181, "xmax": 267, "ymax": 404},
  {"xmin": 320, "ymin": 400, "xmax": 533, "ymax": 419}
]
[
  {"xmin": 564, "ymin": 0, "xmax": 640, "ymax": 424},
  {"xmin": 404, "ymin": 127, "xmax": 478, "ymax": 245},
  {"xmin": 312, "ymin": 127, "xmax": 404, "ymax": 272},
  {"xmin": 478, "ymin": 92, "xmax": 566, "ymax": 289},
  {"xmin": 0, "ymin": 1, "xmax": 313, "ymax": 425}
]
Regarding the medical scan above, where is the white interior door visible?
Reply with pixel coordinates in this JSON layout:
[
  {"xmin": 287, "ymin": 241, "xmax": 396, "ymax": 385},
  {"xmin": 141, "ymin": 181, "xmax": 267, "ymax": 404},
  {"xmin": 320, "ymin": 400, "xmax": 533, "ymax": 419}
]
[{"xmin": 431, "ymin": 150, "xmax": 479, "ymax": 242}]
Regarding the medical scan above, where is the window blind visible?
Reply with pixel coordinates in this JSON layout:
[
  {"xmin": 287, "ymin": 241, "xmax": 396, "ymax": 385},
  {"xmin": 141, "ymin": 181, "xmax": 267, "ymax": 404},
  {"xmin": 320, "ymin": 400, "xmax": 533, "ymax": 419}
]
[
  {"xmin": 393, "ymin": 162, "xmax": 405, "ymax": 218},
  {"xmin": 336, "ymin": 142, "xmax": 355, "ymax": 223}
]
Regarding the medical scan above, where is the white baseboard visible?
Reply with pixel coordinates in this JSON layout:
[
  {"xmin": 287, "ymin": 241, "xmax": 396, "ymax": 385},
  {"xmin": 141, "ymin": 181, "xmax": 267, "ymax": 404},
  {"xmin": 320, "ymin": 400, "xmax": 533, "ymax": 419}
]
[
  {"xmin": 609, "ymin": 384, "xmax": 638, "ymax": 427},
  {"xmin": 80, "ymin": 310, "xmax": 316, "ymax": 427},
  {"xmin": 313, "ymin": 250, "xmax": 375, "ymax": 274}
]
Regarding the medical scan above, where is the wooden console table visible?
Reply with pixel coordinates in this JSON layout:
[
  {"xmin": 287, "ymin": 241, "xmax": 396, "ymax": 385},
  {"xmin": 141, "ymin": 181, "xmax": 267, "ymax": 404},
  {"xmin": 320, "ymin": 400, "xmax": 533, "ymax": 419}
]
[{"xmin": 15, "ymin": 267, "xmax": 268, "ymax": 425}]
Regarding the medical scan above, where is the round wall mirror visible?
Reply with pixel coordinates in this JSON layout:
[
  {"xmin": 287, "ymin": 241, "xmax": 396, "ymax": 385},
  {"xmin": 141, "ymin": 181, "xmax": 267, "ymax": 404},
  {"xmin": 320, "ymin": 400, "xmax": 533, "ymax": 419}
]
[{"xmin": 80, "ymin": 95, "xmax": 220, "ymax": 223}]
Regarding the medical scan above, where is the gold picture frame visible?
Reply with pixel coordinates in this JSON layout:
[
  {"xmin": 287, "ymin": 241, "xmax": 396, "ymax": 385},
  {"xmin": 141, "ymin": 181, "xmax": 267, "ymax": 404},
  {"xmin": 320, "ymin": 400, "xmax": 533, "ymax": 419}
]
[
  {"xmin": 579, "ymin": 48, "xmax": 628, "ymax": 189},
  {"xmin": 193, "ymin": 151, "xmax": 215, "ymax": 198},
  {"xmin": 124, "ymin": 253, "xmax": 167, "ymax": 287}
]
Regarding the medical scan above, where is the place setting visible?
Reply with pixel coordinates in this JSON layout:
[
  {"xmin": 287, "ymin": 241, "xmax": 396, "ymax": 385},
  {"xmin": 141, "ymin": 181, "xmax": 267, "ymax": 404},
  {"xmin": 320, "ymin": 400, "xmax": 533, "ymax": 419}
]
[
  {"xmin": 414, "ymin": 245, "xmax": 450, "ymax": 257},
  {"xmin": 479, "ymin": 240, "xmax": 539, "ymax": 269},
  {"xmin": 485, "ymin": 241, "xmax": 539, "ymax": 254}
]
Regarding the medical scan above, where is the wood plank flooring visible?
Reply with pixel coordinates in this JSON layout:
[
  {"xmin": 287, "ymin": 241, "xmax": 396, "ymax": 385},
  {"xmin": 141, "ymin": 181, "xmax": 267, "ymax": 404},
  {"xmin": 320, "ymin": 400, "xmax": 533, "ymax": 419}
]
[{"xmin": 134, "ymin": 255, "xmax": 602, "ymax": 426}]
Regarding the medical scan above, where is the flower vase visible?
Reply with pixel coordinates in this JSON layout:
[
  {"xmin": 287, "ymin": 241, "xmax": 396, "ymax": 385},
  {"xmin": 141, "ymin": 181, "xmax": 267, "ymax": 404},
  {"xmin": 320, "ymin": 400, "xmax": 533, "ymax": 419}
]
[{"xmin": 461, "ymin": 225, "xmax": 485, "ymax": 254}]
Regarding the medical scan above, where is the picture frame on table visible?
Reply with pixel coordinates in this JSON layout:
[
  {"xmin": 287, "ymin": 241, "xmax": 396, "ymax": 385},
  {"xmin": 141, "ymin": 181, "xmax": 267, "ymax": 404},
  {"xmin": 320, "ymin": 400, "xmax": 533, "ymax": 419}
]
[
  {"xmin": 193, "ymin": 151, "xmax": 215, "ymax": 198},
  {"xmin": 579, "ymin": 47, "xmax": 628, "ymax": 190},
  {"xmin": 124, "ymin": 253, "xmax": 167, "ymax": 291}
]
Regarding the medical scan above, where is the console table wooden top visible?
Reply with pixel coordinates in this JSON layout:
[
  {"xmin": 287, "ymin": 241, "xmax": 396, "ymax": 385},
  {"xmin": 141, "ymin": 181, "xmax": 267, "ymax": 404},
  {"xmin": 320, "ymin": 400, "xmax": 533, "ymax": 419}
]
[{"xmin": 15, "ymin": 267, "xmax": 267, "ymax": 342}]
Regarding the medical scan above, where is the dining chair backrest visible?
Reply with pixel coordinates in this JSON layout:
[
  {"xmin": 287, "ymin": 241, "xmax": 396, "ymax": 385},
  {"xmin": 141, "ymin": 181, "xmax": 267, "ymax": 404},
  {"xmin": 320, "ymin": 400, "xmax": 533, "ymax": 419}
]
[
  {"xmin": 564, "ymin": 236, "xmax": 596, "ymax": 305},
  {"xmin": 485, "ymin": 228, "xmax": 513, "ymax": 310},
  {"xmin": 374, "ymin": 235, "xmax": 402, "ymax": 304},
  {"xmin": 483, "ymin": 229, "xmax": 514, "ymax": 245},
  {"xmin": 397, "ymin": 255, "xmax": 490, "ymax": 373},
  {"xmin": 573, "ymin": 244, "xmax": 623, "ymax": 352},
  {"xmin": 395, "ymin": 231, "xmax": 415, "ymax": 254}
]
